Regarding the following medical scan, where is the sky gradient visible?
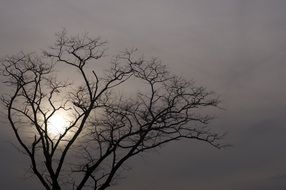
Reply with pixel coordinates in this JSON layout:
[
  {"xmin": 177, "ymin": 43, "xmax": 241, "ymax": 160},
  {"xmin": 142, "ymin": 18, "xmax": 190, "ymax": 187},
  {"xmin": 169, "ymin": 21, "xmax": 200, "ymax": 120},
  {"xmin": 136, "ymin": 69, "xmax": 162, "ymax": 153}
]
[{"xmin": 1, "ymin": 0, "xmax": 286, "ymax": 189}]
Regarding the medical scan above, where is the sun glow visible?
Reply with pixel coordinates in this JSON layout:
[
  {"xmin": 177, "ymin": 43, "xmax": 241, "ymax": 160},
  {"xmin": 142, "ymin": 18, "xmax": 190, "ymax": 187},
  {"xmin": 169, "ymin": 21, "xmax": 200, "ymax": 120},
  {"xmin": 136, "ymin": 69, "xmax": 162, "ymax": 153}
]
[{"xmin": 48, "ymin": 113, "xmax": 69, "ymax": 136}]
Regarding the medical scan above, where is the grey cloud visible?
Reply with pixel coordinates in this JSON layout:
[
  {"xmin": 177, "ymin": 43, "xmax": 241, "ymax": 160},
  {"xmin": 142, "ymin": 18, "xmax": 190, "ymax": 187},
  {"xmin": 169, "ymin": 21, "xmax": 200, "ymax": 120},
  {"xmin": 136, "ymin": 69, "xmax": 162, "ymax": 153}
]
[{"xmin": 1, "ymin": 0, "xmax": 286, "ymax": 189}]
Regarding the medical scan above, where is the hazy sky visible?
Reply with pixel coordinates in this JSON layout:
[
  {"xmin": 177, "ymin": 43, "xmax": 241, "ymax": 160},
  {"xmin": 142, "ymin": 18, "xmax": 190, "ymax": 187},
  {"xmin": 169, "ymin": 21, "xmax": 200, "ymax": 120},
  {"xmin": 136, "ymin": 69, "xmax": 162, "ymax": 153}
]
[{"xmin": 1, "ymin": 0, "xmax": 286, "ymax": 189}]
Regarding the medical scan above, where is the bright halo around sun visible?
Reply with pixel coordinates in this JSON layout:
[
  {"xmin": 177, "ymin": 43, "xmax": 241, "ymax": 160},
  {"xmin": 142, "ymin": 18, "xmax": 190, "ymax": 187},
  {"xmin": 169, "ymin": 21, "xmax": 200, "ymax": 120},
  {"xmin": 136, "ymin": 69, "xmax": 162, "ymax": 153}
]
[{"xmin": 48, "ymin": 113, "xmax": 69, "ymax": 136}]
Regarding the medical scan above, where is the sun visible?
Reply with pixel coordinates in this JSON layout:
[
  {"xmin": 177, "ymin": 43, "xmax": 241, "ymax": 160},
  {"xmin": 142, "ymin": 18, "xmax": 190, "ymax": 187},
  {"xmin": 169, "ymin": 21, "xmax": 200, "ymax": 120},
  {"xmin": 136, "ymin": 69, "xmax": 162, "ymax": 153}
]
[{"xmin": 48, "ymin": 113, "xmax": 69, "ymax": 136}]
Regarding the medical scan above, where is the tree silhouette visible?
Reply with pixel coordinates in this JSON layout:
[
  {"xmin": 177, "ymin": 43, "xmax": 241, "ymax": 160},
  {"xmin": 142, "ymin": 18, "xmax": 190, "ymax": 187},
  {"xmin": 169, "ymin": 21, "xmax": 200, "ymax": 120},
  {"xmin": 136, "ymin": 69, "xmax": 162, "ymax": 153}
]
[{"xmin": 1, "ymin": 31, "xmax": 223, "ymax": 190}]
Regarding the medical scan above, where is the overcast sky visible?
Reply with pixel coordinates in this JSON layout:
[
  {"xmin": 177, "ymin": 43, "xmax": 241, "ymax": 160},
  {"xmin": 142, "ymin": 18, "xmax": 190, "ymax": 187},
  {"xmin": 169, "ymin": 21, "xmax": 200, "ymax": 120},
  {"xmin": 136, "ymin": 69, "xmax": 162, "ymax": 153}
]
[{"xmin": 1, "ymin": 0, "xmax": 286, "ymax": 189}]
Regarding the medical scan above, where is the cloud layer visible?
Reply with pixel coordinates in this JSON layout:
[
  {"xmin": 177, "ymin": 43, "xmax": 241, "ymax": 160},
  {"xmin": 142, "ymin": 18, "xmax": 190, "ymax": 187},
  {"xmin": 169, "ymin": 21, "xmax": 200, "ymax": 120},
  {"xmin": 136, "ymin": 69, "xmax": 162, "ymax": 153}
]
[{"xmin": 1, "ymin": 0, "xmax": 286, "ymax": 189}]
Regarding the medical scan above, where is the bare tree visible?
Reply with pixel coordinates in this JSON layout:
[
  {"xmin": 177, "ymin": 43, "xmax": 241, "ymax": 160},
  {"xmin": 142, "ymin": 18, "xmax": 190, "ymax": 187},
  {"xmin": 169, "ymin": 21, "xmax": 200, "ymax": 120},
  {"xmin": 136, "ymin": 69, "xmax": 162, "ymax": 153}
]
[{"xmin": 1, "ymin": 30, "xmax": 223, "ymax": 190}]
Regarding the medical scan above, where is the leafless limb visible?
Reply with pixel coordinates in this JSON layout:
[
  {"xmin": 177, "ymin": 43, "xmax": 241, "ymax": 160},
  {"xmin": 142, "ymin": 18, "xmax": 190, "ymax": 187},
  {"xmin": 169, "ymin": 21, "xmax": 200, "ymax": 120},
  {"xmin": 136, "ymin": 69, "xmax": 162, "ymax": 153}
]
[{"xmin": 1, "ymin": 31, "xmax": 223, "ymax": 190}]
